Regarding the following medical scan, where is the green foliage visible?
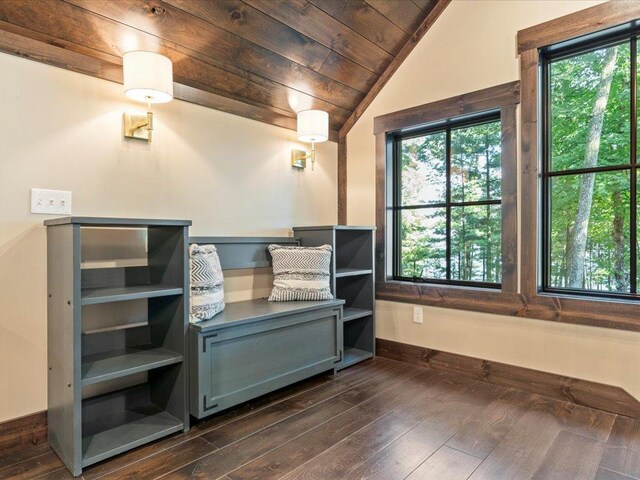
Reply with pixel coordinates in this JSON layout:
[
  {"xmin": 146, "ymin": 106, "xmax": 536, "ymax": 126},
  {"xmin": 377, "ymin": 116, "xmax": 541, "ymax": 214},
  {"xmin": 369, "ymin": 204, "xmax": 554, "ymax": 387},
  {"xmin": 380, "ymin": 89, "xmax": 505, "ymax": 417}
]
[
  {"xmin": 549, "ymin": 42, "xmax": 632, "ymax": 292},
  {"xmin": 399, "ymin": 39, "xmax": 638, "ymax": 292},
  {"xmin": 398, "ymin": 120, "xmax": 502, "ymax": 283}
]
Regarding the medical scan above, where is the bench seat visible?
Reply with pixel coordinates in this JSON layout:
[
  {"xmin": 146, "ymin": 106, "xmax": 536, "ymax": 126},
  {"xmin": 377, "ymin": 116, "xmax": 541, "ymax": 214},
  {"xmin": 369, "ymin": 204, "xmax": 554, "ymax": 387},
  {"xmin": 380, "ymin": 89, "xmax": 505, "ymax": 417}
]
[{"xmin": 191, "ymin": 298, "xmax": 345, "ymax": 332}]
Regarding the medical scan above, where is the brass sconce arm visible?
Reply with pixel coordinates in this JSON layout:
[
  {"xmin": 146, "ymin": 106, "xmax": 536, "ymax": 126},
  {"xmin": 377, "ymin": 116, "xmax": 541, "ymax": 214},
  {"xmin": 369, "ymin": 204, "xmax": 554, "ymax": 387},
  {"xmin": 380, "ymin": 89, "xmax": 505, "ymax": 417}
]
[
  {"xmin": 123, "ymin": 111, "xmax": 153, "ymax": 143},
  {"xmin": 291, "ymin": 142, "xmax": 317, "ymax": 170}
]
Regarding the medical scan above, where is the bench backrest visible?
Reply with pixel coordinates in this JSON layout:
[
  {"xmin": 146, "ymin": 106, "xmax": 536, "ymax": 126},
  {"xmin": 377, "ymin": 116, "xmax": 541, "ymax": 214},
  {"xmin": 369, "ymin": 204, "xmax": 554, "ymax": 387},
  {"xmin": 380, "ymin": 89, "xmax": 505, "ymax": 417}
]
[{"xmin": 188, "ymin": 236, "xmax": 300, "ymax": 270}]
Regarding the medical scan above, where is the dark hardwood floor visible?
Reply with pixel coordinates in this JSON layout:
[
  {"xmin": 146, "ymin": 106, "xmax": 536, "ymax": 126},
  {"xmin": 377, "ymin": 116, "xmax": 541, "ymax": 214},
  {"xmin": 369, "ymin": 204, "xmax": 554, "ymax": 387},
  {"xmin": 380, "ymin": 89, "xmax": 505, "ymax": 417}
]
[{"xmin": 2, "ymin": 356, "xmax": 639, "ymax": 480}]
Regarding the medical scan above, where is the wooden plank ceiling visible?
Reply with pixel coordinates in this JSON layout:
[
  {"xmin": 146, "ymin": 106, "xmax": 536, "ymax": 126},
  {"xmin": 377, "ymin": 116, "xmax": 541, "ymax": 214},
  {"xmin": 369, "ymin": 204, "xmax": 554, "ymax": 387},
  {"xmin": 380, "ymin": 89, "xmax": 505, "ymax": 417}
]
[{"xmin": 0, "ymin": 0, "xmax": 444, "ymax": 139}]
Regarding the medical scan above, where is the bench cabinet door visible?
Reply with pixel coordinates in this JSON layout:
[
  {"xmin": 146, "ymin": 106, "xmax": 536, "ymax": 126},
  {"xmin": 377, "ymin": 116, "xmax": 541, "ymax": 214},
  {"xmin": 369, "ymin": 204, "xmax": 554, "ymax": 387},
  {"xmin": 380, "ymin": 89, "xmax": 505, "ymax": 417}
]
[{"xmin": 191, "ymin": 307, "xmax": 340, "ymax": 418}]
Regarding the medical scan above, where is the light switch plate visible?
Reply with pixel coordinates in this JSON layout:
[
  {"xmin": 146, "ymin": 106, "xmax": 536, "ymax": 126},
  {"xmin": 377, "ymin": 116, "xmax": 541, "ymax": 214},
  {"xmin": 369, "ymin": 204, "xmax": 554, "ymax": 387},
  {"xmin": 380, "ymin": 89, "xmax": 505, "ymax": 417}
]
[{"xmin": 31, "ymin": 188, "xmax": 72, "ymax": 215}]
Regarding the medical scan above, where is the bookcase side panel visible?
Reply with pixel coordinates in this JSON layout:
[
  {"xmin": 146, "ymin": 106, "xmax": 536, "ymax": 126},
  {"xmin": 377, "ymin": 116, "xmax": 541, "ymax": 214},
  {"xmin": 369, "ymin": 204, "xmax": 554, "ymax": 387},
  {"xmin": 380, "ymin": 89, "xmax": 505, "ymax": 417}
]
[{"xmin": 47, "ymin": 224, "xmax": 82, "ymax": 476}]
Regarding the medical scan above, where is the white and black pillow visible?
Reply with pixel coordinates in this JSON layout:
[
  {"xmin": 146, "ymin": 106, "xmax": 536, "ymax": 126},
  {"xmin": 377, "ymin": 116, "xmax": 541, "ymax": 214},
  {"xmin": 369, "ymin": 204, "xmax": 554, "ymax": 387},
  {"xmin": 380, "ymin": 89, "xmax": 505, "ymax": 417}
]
[
  {"xmin": 268, "ymin": 244, "xmax": 333, "ymax": 301},
  {"xmin": 189, "ymin": 244, "xmax": 225, "ymax": 322}
]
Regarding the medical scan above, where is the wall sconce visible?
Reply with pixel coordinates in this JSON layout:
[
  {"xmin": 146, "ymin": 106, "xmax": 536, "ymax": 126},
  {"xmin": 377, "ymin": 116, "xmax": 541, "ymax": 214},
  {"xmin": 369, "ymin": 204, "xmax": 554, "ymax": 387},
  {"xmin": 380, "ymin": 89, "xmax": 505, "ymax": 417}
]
[
  {"xmin": 122, "ymin": 51, "xmax": 173, "ymax": 143},
  {"xmin": 292, "ymin": 110, "xmax": 329, "ymax": 170}
]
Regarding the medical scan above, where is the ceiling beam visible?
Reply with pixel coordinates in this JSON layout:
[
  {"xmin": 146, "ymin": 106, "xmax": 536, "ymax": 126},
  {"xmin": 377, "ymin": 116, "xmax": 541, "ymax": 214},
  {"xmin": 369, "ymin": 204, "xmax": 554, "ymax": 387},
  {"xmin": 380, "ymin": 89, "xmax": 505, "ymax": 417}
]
[{"xmin": 338, "ymin": 0, "xmax": 451, "ymax": 137}]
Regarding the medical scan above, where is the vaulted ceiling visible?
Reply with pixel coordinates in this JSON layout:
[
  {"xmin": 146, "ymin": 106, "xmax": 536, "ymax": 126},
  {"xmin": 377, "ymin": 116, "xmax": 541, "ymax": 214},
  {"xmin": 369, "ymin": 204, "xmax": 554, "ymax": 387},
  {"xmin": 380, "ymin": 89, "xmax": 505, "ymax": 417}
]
[{"xmin": 0, "ymin": 0, "xmax": 447, "ymax": 139}]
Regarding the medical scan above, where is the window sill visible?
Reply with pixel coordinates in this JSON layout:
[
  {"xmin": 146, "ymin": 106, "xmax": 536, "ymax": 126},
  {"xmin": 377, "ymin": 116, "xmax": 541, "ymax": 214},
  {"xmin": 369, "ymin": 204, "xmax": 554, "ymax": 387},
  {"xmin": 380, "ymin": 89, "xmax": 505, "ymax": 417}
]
[
  {"xmin": 537, "ymin": 289, "xmax": 640, "ymax": 305},
  {"xmin": 376, "ymin": 279, "xmax": 524, "ymax": 317},
  {"xmin": 387, "ymin": 278, "xmax": 501, "ymax": 292},
  {"xmin": 376, "ymin": 279, "xmax": 640, "ymax": 332}
]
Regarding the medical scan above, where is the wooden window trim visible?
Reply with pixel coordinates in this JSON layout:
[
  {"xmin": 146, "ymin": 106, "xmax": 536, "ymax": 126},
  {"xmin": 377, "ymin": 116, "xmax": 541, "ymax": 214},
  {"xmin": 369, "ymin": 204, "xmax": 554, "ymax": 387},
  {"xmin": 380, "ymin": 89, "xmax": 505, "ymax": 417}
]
[
  {"xmin": 518, "ymin": 2, "xmax": 640, "ymax": 332},
  {"xmin": 376, "ymin": 67, "xmax": 640, "ymax": 332},
  {"xmin": 390, "ymin": 111, "xmax": 504, "ymax": 289},
  {"xmin": 374, "ymin": 82, "xmax": 521, "ymax": 317}
]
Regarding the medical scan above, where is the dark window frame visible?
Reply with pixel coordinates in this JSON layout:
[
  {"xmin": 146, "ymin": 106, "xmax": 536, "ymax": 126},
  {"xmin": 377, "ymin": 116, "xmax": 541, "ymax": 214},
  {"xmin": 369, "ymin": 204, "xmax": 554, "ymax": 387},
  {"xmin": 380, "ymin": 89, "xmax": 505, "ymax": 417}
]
[
  {"xmin": 391, "ymin": 112, "xmax": 503, "ymax": 289},
  {"xmin": 540, "ymin": 27, "xmax": 640, "ymax": 301}
]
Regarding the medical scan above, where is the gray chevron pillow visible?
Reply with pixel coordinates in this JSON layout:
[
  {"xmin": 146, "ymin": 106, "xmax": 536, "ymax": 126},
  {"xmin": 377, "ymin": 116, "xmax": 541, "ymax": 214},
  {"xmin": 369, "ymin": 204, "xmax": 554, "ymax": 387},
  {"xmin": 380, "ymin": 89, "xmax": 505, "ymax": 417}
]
[
  {"xmin": 189, "ymin": 244, "xmax": 225, "ymax": 322},
  {"xmin": 268, "ymin": 244, "xmax": 333, "ymax": 301}
]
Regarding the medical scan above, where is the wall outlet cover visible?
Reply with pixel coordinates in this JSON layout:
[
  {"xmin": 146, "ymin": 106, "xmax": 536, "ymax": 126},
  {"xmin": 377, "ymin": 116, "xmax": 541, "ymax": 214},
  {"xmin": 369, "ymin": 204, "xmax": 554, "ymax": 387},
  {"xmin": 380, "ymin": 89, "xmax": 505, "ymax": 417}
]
[
  {"xmin": 413, "ymin": 306, "xmax": 423, "ymax": 324},
  {"xmin": 31, "ymin": 188, "xmax": 72, "ymax": 215}
]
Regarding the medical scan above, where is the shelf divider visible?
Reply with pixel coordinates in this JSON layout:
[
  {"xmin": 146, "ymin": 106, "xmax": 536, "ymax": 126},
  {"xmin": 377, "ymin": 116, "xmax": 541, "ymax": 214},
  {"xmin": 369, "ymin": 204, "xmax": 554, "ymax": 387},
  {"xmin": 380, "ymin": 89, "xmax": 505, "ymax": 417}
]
[
  {"xmin": 335, "ymin": 267, "xmax": 373, "ymax": 278},
  {"xmin": 342, "ymin": 347, "xmax": 374, "ymax": 368},
  {"xmin": 81, "ymin": 346, "xmax": 183, "ymax": 386},
  {"xmin": 81, "ymin": 285, "xmax": 183, "ymax": 306},
  {"xmin": 82, "ymin": 410, "xmax": 183, "ymax": 468},
  {"xmin": 342, "ymin": 308, "xmax": 373, "ymax": 322}
]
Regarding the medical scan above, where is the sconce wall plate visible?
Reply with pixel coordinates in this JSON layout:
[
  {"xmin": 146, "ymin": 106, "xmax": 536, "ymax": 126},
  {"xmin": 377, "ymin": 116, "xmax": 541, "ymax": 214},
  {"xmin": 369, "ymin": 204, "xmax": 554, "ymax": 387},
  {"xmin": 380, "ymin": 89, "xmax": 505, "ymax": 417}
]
[
  {"xmin": 123, "ymin": 111, "xmax": 153, "ymax": 142},
  {"xmin": 291, "ymin": 149, "xmax": 309, "ymax": 169}
]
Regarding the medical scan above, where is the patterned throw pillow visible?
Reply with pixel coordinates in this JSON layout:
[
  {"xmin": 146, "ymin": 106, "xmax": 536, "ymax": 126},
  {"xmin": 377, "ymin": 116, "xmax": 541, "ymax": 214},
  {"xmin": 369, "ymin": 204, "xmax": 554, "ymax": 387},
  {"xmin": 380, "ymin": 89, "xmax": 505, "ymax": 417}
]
[
  {"xmin": 189, "ymin": 244, "xmax": 225, "ymax": 322},
  {"xmin": 268, "ymin": 244, "xmax": 333, "ymax": 301}
]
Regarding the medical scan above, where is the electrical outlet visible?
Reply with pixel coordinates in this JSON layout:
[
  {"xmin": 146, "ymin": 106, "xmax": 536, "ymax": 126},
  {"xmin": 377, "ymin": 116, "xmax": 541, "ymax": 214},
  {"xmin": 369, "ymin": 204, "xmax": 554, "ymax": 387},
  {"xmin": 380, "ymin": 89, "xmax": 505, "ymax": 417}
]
[
  {"xmin": 413, "ymin": 306, "xmax": 423, "ymax": 324},
  {"xmin": 31, "ymin": 188, "xmax": 72, "ymax": 215}
]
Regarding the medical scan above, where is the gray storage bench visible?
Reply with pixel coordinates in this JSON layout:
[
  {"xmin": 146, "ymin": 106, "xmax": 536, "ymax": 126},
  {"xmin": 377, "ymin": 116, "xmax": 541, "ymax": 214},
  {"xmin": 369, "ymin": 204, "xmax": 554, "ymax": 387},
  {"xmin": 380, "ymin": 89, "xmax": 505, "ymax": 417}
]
[{"xmin": 189, "ymin": 236, "xmax": 344, "ymax": 419}]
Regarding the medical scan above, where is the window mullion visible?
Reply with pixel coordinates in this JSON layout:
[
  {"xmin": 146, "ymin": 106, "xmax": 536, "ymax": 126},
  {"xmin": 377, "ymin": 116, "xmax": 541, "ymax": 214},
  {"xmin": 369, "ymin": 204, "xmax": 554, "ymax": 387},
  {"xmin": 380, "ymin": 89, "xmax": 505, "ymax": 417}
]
[
  {"xmin": 393, "ymin": 137, "xmax": 402, "ymax": 279},
  {"xmin": 631, "ymin": 38, "xmax": 637, "ymax": 294},
  {"xmin": 542, "ymin": 53, "xmax": 551, "ymax": 292},
  {"xmin": 446, "ymin": 128, "xmax": 452, "ymax": 281}
]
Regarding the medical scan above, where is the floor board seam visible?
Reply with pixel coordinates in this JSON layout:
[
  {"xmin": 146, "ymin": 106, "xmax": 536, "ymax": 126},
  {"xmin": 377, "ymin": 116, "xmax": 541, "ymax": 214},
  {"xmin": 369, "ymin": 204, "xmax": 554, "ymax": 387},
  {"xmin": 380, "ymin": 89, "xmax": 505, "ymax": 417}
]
[
  {"xmin": 154, "ymin": 362, "xmax": 414, "ymax": 480},
  {"xmin": 282, "ymin": 372, "xmax": 452, "ymax": 480},
  {"xmin": 598, "ymin": 466, "xmax": 640, "ymax": 480},
  {"xmin": 0, "ymin": 450, "xmax": 58, "ymax": 477},
  {"xmin": 444, "ymin": 442, "xmax": 487, "ymax": 460},
  {"xmin": 220, "ymin": 367, "xmax": 428, "ymax": 480}
]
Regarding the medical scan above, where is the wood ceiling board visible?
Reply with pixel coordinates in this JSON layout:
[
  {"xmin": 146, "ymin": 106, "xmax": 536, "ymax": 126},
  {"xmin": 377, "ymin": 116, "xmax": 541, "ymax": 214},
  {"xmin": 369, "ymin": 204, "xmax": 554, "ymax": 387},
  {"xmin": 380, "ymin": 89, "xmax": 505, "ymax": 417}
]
[
  {"xmin": 234, "ymin": 44, "xmax": 365, "ymax": 111},
  {"xmin": 364, "ymin": 0, "xmax": 427, "ymax": 34},
  {"xmin": 412, "ymin": 0, "xmax": 440, "ymax": 13},
  {"xmin": 0, "ymin": 27, "xmax": 122, "ymax": 83},
  {"xmin": 243, "ymin": 0, "xmax": 392, "ymax": 74},
  {"xmin": 0, "ymin": 0, "xmax": 349, "ymax": 130},
  {"xmin": 308, "ymin": 0, "xmax": 409, "ymax": 56},
  {"xmin": 0, "ymin": 0, "xmax": 440, "ymax": 138},
  {"xmin": 163, "ymin": 0, "xmax": 365, "ymax": 106},
  {"xmin": 177, "ymin": 82, "xmax": 339, "ymax": 140},
  {"xmin": 69, "ymin": 0, "xmax": 363, "ymax": 112},
  {"xmin": 0, "ymin": 19, "xmax": 123, "ymax": 66},
  {"xmin": 163, "ymin": 0, "xmax": 331, "ymax": 71},
  {"xmin": 318, "ymin": 51, "xmax": 377, "ymax": 94},
  {"xmin": 0, "ymin": 26, "xmax": 308, "ymax": 135},
  {"xmin": 174, "ymin": 84, "xmax": 297, "ymax": 131}
]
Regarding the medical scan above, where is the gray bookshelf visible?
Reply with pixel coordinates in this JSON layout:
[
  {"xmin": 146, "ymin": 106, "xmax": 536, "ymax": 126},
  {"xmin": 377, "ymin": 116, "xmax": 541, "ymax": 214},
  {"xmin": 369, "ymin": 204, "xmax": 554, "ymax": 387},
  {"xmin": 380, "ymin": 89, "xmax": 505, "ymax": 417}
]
[
  {"xmin": 45, "ymin": 217, "xmax": 190, "ymax": 476},
  {"xmin": 294, "ymin": 225, "xmax": 375, "ymax": 370}
]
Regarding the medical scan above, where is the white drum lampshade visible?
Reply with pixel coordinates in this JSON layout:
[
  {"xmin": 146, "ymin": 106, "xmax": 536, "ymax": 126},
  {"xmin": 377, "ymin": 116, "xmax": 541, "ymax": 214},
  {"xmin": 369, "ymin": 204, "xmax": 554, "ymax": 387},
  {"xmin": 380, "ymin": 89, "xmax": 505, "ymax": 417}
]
[
  {"xmin": 297, "ymin": 110, "xmax": 329, "ymax": 143},
  {"xmin": 123, "ymin": 51, "xmax": 173, "ymax": 104}
]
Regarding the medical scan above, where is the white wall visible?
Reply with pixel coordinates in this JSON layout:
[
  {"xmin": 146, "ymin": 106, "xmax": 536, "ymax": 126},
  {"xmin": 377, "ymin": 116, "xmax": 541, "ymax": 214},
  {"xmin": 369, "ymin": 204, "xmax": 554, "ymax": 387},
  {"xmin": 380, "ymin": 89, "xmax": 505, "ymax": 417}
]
[
  {"xmin": 346, "ymin": 0, "xmax": 640, "ymax": 399},
  {"xmin": 0, "ymin": 52, "xmax": 337, "ymax": 422}
]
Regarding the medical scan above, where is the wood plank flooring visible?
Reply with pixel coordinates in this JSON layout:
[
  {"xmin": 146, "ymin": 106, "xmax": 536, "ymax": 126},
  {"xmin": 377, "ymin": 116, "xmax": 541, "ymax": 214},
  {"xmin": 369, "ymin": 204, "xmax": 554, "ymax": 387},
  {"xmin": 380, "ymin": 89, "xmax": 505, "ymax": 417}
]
[{"xmin": 1, "ymin": 356, "xmax": 639, "ymax": 480}]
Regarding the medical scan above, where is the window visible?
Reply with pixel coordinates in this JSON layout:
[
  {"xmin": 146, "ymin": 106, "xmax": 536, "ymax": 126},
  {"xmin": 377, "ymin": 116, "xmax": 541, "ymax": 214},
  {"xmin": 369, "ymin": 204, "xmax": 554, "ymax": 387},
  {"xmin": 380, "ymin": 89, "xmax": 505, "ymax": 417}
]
[
  {"xmin": 392, "ymin": 113, "xmax": 502, "ymax": 288},
  {"xmin": 542, "ymin": 29, "xmax": 640, "ymax": 299}
]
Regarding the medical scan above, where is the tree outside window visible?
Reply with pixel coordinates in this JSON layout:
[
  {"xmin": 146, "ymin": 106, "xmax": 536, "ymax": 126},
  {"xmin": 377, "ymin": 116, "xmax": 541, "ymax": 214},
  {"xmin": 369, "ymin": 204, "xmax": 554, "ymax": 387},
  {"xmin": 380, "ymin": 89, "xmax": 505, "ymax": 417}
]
[
  {"xmin": 393, "ymin": 115, "xmax": 502, "ymax": 288},
  {"xmin": 543, "ymin": 36, "xmax": 638, "ymax": 297}
]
